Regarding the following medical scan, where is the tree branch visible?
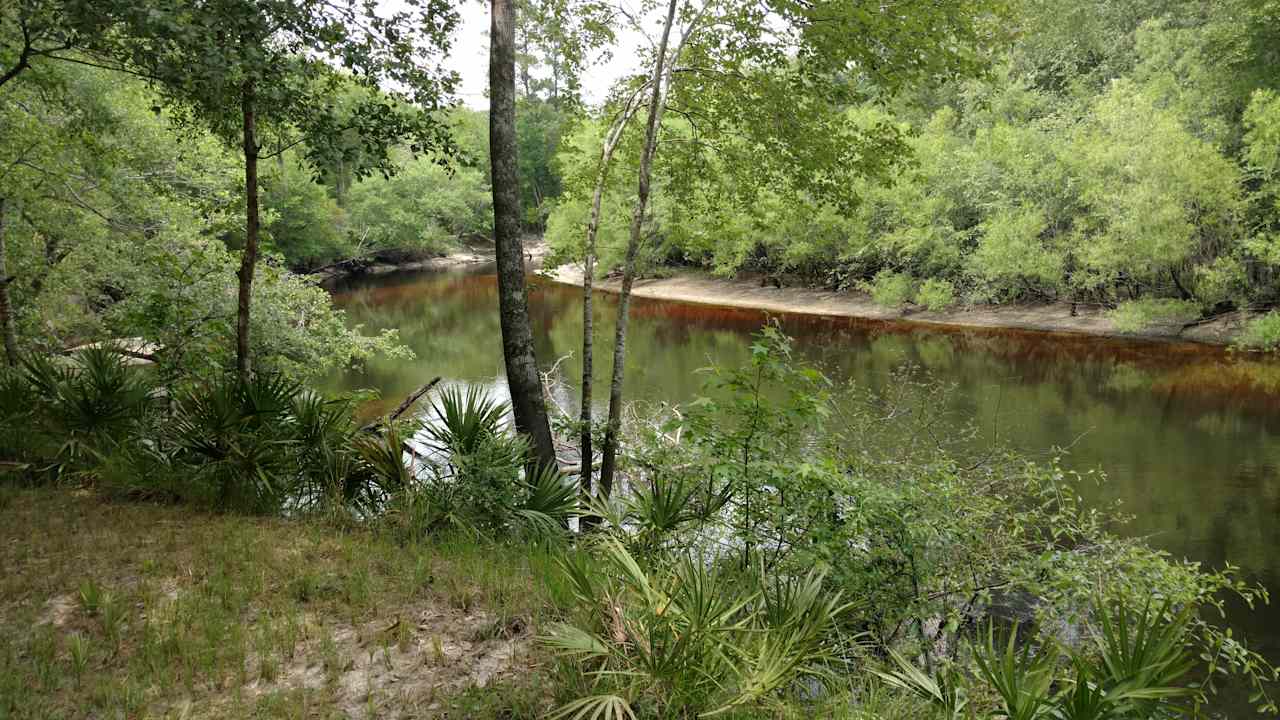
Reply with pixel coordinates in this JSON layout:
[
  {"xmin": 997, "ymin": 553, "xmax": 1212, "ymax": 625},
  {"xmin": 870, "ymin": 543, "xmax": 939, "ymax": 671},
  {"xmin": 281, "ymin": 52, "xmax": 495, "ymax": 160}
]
[{"xmin": 360, "ymin": 376, "xmax": 442, "ymax": 432}]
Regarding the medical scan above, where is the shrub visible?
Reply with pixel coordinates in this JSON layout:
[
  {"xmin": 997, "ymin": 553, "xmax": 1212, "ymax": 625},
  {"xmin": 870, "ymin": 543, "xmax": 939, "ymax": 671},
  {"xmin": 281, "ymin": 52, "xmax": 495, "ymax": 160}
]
[
  {"xmin": 382, "ymin": 383, "xmax": 576, "ymax": 540},
  {"xmin": 866, "ymin": 270, "xmax": 915, "ymax": 308},
  {"xmin": 93, "ymin": 371, "xmax": 398, "ymax": 514},
  {"xmin": 1235, "ymin": 310, "xmax": 1280, "ymax": 351},
  {"xmin": 880, "ymin": 595, "xmax": 1199, "ymax": 719},
  {"xmin": 1109, "ymin": 298, "xmax": 1200, "ymax": 332},
  {"xmin": 0, "ymin": 366, "xmax": 44, "ymax": 464},
  {"xmin": 0, "ymin": 347, "xmax": 157, "ymax": 479},
  {"xmin": 915, "ymin": 278, "xmax": 957, "ymax": 311},
  {"xmin": 544, "ymin": 539, "xmax": 846, "ymax": 719},
  {"xmin": 160, "ymin": 373, "xmax": 369, "ymax": 512}
]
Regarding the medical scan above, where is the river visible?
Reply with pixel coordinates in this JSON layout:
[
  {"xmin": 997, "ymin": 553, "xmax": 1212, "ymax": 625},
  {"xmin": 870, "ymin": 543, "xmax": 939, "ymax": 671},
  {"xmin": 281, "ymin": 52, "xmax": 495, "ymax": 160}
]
[{"xmin": 323, "ymin": 265, "xmax": 1280, "ymax": 709}]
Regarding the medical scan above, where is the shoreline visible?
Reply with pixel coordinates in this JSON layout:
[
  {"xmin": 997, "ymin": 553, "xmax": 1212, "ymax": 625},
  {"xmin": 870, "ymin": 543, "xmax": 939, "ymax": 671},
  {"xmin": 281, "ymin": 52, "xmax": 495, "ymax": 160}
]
[
  {"xmin": 312, "ymin": 247, "xmax": 495, "ymax": 287},
  {"xmin": 543, "ymin": 264, "xmax": 1249, "ymax": 347},
  {"xmin": 312, "ymin": 236, "xmax": 551, "ymax": 287}
]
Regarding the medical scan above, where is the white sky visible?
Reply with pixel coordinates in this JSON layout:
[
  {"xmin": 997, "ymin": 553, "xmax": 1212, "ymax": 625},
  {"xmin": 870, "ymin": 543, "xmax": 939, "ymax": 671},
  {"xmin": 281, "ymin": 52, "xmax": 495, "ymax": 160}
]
[{"xmin": 442, "ymin": 0, "xmax": 649, "ymax": 109}]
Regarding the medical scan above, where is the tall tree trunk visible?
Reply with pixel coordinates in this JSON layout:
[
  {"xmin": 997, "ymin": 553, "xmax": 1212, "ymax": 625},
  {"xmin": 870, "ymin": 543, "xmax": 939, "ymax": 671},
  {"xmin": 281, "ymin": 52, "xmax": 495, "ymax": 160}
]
[
  {"xmin": 519, "ymin": 31, "xmax": 532, "ymax": 98},
  {"xmin": 579, "ymin": 100, "xmax": 642, "ymax": 510},
  {"xmin": 236, "ymin": 80, "xmax": 260, "ymax": 380},
  {"xmin": 0, "ymin": 198, "xmax": 18, "ymax": 366},
  {"xmin": 490, "ymin": 0, "xmax": 558, "ymax": 472},
  {"xmin": 597, "ymin": 0, "xmax": 679, "ymax": 498}
]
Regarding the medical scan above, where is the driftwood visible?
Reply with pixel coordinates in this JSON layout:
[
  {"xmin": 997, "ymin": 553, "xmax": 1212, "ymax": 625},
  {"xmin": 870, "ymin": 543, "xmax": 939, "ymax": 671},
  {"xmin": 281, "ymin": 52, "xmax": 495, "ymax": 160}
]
[
  {"xmin": 557, "ymin": 459, "xmax": 599, "ymax": 476},
  {"xmin": 308, "ymin": 250, "xmax": 382, "ymax": 276},
  {"xmin": 360, "ymin": 377, "xmax": 442, "ymax": 433},
  {"xmin": 114, "ymin": 348, "xmax": 160, "ymax": 363},
  {"xmin": 388, "ymin": 377, "xmax": 443, "ymax": 422},
  {"xmin": 62, "ymin": 339, "xmax": 160, "ymax": 364},
  {"xmin": 352, "ymin": 377, "xmax": 443, "ymax": 468}
]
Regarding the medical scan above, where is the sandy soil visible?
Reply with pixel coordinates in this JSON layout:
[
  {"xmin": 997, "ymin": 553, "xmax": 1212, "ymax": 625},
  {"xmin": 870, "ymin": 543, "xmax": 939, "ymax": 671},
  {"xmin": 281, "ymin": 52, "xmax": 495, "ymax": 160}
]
[{"xmin": 544, "ymin": 264, "xmax": 1249, "ymax": 346}]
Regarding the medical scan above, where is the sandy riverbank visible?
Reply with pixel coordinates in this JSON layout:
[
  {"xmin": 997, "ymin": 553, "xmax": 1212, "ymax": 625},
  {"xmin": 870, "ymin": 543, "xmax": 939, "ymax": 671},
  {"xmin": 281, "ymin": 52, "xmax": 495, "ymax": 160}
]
[{"xmin": 544, "ymin": 264, "xmax": 1249, "ymax": 346}]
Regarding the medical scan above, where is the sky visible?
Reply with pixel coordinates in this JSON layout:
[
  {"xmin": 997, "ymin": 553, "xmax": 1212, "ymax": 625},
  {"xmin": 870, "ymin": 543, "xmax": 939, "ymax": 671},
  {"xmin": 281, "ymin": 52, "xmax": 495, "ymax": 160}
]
[{"xmin": 441, "ymin": 0, "xmax": 649, "ymax": 110}]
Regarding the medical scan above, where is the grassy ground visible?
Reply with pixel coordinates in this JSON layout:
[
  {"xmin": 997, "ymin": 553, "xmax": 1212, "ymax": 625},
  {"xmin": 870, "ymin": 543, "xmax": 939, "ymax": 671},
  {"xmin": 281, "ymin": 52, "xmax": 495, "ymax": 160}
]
[{"xmin": 0, "ymin": 486, "xmax": 571, "ymax": 719}]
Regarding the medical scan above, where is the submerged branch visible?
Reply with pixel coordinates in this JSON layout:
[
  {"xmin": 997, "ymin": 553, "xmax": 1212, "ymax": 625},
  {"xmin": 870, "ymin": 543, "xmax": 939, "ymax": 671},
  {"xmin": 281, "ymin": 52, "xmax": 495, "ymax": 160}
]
[{"xmin": 361, "ymin": 376, "xmax": 441, "ymax": 433}]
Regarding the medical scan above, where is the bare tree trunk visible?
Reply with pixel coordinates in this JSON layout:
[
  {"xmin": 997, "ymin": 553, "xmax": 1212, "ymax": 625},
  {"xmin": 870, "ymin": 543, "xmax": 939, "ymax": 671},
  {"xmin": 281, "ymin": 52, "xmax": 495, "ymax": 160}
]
[
  {"xmin": 519, "ymin": 29, "xmax": 532, "ymax": 98},
  {"xmin": 0, "ymin": 198, "xmax": 18, "ymax": 366},
  {"xmin": 597, "ymin": 0, "xmax": 679, "ymax": 498},
  {"xmin": 579, "ymin": 100, "xmax": 642, "ymax": 512},
  {"xmin": 236, "ymin": 80, "xmax": 260, "ymax": 380},
  {"xmin": 491, "ymin": 0, "xmax": 558, "ymax": 473}
]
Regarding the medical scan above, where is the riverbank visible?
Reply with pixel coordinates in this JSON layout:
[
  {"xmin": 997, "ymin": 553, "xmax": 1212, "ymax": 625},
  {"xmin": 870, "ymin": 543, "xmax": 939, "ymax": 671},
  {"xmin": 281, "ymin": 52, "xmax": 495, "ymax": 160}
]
[
  {"xmin": 313, "ymin": 237, "xmax": 550, "ymax": 287},
  {"xmin": 545, "ymin": 264, "xmax": 1251, "ymax": 346}
]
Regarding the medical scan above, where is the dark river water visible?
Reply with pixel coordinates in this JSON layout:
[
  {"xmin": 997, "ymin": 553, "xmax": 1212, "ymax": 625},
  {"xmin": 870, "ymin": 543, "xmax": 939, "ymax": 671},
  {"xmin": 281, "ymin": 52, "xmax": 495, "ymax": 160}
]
[{"xmin": 324, "ymin": 266, "xmax": 1280, "ymax": 711}]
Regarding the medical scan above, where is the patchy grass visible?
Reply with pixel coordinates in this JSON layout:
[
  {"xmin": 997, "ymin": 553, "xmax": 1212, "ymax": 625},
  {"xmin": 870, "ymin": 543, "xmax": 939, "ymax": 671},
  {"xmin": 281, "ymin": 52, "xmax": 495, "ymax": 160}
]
[{"xmin": 0, "ymin": 485, "xmax": 568, "ymax": 719}]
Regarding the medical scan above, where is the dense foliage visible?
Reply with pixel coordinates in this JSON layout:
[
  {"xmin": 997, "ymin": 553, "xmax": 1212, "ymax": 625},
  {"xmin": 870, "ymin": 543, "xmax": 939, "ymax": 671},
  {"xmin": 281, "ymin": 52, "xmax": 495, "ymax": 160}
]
[
  {"xmin": 544, "ymin": 327, "xmax": 1278, "ymax": 718},
  {"xmin": 0, "ymin": 347, "xmax": 576, "ymax": 532},
  {"xmin": 0, "ymin": 61, "xmax": 412, "ymax": 375},
  {"xmin": 547, "ymin": 0, "xmax": 1280, "ymax": 343},
  {"xmin": 0, "ymin": 60, "xmax": 576, "ymax": 374}
]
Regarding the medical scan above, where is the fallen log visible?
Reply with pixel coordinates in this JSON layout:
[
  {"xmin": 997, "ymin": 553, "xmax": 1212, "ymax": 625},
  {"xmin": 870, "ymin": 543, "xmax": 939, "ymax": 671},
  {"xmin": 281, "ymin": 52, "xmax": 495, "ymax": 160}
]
[
  {"xmin": 62, "ymin": 338, "xmax": 160, "ymax": 364},
  {"xmin": 388, "ymin": 377, "xmax": 442, "ymax": 422},
  {"xmin": 360, "ymin": 377, "xmax": 442, "ymax": 433}
]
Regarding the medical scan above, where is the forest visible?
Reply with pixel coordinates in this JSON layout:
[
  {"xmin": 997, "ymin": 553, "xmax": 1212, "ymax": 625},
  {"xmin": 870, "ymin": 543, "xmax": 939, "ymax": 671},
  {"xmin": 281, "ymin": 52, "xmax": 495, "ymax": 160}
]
[
  {"xmin": 543, "ymin": 0, "xmax": 1280, "ymax": 347},
  {"xmin": 3, "ymin": 0, "xmax": 1280, "ymax": 719}
]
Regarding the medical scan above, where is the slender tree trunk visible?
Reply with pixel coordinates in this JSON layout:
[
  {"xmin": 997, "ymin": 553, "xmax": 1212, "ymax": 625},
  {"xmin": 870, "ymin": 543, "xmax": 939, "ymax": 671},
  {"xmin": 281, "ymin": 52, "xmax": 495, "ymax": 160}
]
[
  {"xmin": 0, "ymin": 198, "xmax": 18, "ymax": 366},
  {"xmin": 490, "ymin": 0, "xmax": 558, "ymax": 472},
  {"xmin": 236, "ymin": 80, "xmax": 260, "ymax": 380},
  {"xmin": 519, "ymin": 31, "xmax": 532, "ymax": 98},
  {"xmin": 579, "ymin": 102, "xmax": 642, "ymax": 510},
  {"xmin": 597, "ymin": 0, "xmax": 679, "ymax": 498},
  {"xmin": 1170, "ymin": 267, "xmax": 1193, "ymax": 301}
]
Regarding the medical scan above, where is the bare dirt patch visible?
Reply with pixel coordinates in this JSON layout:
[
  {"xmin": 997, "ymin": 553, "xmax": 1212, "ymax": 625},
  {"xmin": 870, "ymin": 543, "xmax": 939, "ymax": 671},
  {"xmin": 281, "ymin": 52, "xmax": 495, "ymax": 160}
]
[
  {"xmin": 238, "ymin": 603, "xmax": 530, "ymax": 718},
  {"xmin": 36, "ymin": 593, "xmax": 77, "ymax": 629}
]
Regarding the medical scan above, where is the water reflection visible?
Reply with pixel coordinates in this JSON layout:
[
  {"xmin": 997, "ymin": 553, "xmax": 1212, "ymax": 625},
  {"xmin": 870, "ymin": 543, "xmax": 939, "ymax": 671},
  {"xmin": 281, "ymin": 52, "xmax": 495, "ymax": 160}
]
[{"xmin": 324, "ymin": 267, "xmax": 1280, "ymax": 702}]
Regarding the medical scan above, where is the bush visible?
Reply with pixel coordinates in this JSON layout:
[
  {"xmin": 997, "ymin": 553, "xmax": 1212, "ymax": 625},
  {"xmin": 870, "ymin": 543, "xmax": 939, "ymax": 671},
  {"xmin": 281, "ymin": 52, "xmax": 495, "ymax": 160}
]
[
  {"xmin": 915, "ymin": 277, "xmax": 957, "ymax": 311},
  {"xmin": 3, "ymin": 351, "xmax": 575, "ymax": 539},
  {"xmin": 878, "ymin": 595, "xmax": 1200, "ymax": 720},
  {"xmin": 345, "ymin": 156, "xmax": 492, "ymax": 257},
  {"xmin": 0, "ymin": 347, "xmax": 157, "ymax": 479},
  {"xmin": 1109, "ymin": 298, "xmax": 1201, "ymax": 332},
  {"xmin": 382, "ymin": 384, "xmax": 576, "ymax": 541},
  {"xmin": 544, "ymin": 540, "xmax": 846, "ymax": 719},
  {"xmin": 866, "ymin": 270, "xmax": 915, "ymax": 308},
  {"xmin": 1235, "ymin": 310, "xmax": 1280, "ymax": 351},
  {"xmin": 139, "ymin": 373, "xmax": 402, "ymax": 512}
]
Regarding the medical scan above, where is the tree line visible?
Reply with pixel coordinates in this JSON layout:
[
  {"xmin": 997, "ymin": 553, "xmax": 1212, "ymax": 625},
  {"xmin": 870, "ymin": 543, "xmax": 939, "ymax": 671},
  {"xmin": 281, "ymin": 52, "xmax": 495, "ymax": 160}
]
[{"xmin": 547, "ymin": 0, "xmax": 1280, "ymax": 347}]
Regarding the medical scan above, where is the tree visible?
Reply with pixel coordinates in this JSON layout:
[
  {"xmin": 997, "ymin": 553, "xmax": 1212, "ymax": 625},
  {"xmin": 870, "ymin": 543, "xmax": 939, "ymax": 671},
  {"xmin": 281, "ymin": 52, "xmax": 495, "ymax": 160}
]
[
  {"xmin": 0, "ymin": 0, "xmax": 110, "ymax": 89},
  {"xmin": 592, "ymin": 0, "xmax": 1007, "ymax": 496},
  {"xmin": 0, "ymin": 198, "xmax": 15, "ymax": 365},
  {"xmin": 513, "ymin": 0, "xmax": 612, "ymax": 107},
  {"xmin": 597, "ymin": 0, "xmax": 680, "ymax": 499},
  {"xmin": 490, "ymin": 0, "xmax": 559, "ymax": 473},
  {"xmin": 577, "ymin": 91, "xmax": 643, "ymax": 510},
  {"xmin": 94, "ymin": 0, "xmax": 458, "ymax": 378}
]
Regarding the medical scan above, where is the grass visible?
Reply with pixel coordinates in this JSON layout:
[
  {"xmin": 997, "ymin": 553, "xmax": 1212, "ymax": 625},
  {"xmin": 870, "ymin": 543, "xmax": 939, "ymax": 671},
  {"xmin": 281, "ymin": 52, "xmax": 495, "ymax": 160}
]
[{"xmin": 0, "ymin": 485, "xmax": 568, "ymax": 719}]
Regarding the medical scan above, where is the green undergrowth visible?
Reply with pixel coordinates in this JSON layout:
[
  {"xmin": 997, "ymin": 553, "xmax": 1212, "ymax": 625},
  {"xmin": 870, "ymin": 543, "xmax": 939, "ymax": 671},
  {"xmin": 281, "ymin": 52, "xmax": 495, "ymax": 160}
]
[
  {"xmin": 0, "ymin": 485, "xmax": 571, "ymax": 719},
  {"xmin": 4, "ymin": 333, "xmax": 1279, "ymax": 719}
]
